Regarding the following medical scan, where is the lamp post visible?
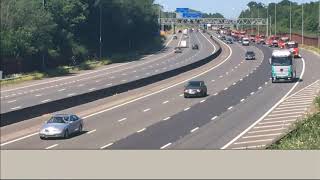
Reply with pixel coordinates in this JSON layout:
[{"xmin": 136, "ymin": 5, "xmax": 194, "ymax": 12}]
[
  {"xmin": 290, "ymin": 1, "xmax": 292, "ymax": 40},
  {"xmin": 301, "ymin": 3, "xmax": 304, "ymax": 45},
  {"xmin": 275, "ymin": 3, "xmax": 277, "ymax": 36},
  {"xmin": 42, "ymin": 0, "xmax": 46, "ymax": 70}
]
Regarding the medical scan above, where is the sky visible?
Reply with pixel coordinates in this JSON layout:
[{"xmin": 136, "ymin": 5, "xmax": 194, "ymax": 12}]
[{"xmin": 155, "ymin": 0, "xmax": 318, "ymax": 19}]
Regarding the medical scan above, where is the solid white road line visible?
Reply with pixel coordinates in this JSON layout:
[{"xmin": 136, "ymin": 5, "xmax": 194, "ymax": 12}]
[
  {"xmin": 190, "ymin": 127, "xmax": 199, "ymax": 133},
  {"xmin": 143, "ymin": 108, "xmax": 151, "ymax": 112},
  {"xmin": 45, "ymin": 144, "xmax": 58, "ymax": 150},
  {"xmin": 163, "ymin": 117, "xmax": 171, "ymax": 121},
  {"xmin": 200, "ymin": 99, "xmax": 206, "ymax": 103},
  {"xmin": 41, "ymin": 99, "xmax": 51, "ymax": 103},
  {"xmin": 160, "ymin": 143, "xmax": 172, "ymax": 149},
  {"xmin": 240, "ymin": 99, "xmax": 245, "ymax": 102},
  {"xmin": 162, "ymin": 100, "xmax": 169, "ymax": 104},
  {"xmin": 58, "ymin": 88, "xmax": 66, "ymax": 92},
  {"xmin": 221, "ymin": 58, "xmax": 306, "ymax": 149},
  {"xmin": 228, "ymin": 106, "xmax": 233, "ymax": 110},
  {"xmin": 35, "ymin": 94, "xmax": 43, "ymax": 97},
  {"xmin": 7, "ymin": 100, "xmax": 17, "ymax": 103},
  {"xmin": 100, "ymin": 143, "xmax": 113, "ymax": 149},
  {"xmin": 11, "ymin": 106, "xmax": 21, "ymax": 110},
  {"xmin": 0, "ymin": 132, "xmax": 39, "ymax": 146},
  {"xmin": 67, "ymin": 93, "xmax": 76, "ymax": 97},
  {"xmin": 184, "ymin": 107, "xmax": 190, "ymax": 111}
]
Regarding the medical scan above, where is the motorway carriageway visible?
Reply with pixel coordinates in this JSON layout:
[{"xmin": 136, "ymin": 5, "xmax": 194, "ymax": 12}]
[
  {"xmin": 2, "ymin": 31, "xmax": 263, "ymax": 149},
  {"xmin": 0, "ymin": 31, "xmax": 210, "ymax": 113},
  {"xmin": 1, "ymin": 32, "xmax": 319, "ymax": 150}
]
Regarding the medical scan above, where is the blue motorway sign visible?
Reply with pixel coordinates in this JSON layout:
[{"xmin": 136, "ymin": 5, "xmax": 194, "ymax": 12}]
[
  {"xmin": 182, "ymin": 12, "xmax": 202, "ymax": 19},
  {"xmin": 176, "ymin": 8, "xmax": 189, "ymax": 13}
]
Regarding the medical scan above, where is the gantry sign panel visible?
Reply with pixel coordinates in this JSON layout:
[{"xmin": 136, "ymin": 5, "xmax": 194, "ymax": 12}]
[{"xmin": 159, "ymin": 18, "xmax": 268, "ymax": 26}]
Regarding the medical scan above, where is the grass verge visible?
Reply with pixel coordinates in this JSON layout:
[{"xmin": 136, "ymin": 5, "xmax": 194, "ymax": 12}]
[{"xmin": 268, "ymin": 96, "xmax": 320, "ymax": 149}]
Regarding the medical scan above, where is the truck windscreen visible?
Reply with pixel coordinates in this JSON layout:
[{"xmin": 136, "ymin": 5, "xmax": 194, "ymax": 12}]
[{"xmin": 272, "ymin": 56, "xmax": 292, "ymax": 66}]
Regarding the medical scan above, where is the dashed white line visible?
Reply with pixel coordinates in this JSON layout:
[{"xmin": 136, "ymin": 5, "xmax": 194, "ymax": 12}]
[
  {"xmin": 219, "ymin": 75, "xmax": 223, "ymax": 78},
  {"xmin": 211, "ymin": 116, "xmax": 218, "ymax": 120},
  {"xmin": 228, "ymin": 106, "xmax": 233, "ymax": 110},
  {"xmin": 211, "ymin": 79, "xmax": 215, "ymax": 82},
  {"xmin": 233, "ymin": 82, "xmax": 237, "ymax": 85},
  {"xmin": 163, "ymin": 117, "xmax": 171, "ymax": 121},
  {"xmin": 41, "ymin": 99, "xmax": 51, "ymax": 103},
  {"xmin": 137, "ymin": 128, "xmax": 146, "ymax": 133},
  {"xmin": 87, "ymin": 129, "xmax": 97, "ymax": 134},
  {"xmin": 224, "ymin": 87, "xmax": 228, "ymax": 90},
  {"xmin": 58, "ymin": 88, "xmax": 66, "ymax": 92},
  {"xmin": 240, "ymin": 98, "xmax": 245, "ymax": 102},
  {"xmin": 45, "ymin": 144, "xmax": 58, "ymax": 150},
  {"xmin": 200, "ymin": 99, "xmax": 206, "ymax": 103},
  {"xmin": 78, "ymin": 84, "xmax": 84, "ymax": 87},
  {"xmin": 162, "ymin": 100, "xmax": 169, "ymax": 104},
  {"xmin": 118, "ymin": 118, "xmax": 127, "ymax": 122},
  {"xmin": 106, "ymin": 83, "xmax": 113, "ymax": 86},
  {"xmin": 67, "ymin": 93, "xmax": 76, "ymax": 97},
  {"xmin": 214, "ymin": 93, "xmax": 218, "ymax": 96},
  {"xmin": 100, "ymin": 143, "xmax": 113, "ymax": 149},
  {"xmin": 258, "ymin": 86, "xmax": 262, "ymax": 90},
  {"xmin": 11, "ymin": 106, "xmax": 21, "ymax": 110},
  {"xmin": 160, "ymin": 143, "xmax": 172, "ymax": 149},
  {"xmin": 35, "ymin": 94, "xmax": 42, "ymax": 97},
  {"xmin": 7, "ymin": 100, "xmax": 17, "ymax": 103},
  {"xmin": 250, "ymin": 92, "xmax": 255, "ymax": 95},
  {"xmin": 184, "ymin": 107, "xmax": 190, "ymax": 111},
  {"xmin": 190, "ymin": 127, "xmax": 199, "ymax": 133},
  {"xmin": 143, "ymin": 108, "xmax": 151, "ymax": 112},
  {"xmin": 89, "ymin": 88, "xmax": 96, "ymax": 91},
  {"xmin": 179, "ymin": 94, "xmax": 184, "ymax": 97}
]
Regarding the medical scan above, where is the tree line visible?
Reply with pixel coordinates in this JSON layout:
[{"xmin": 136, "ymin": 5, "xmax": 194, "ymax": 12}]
[
  {"xmin": 239, "ymin": 0, "xmax": 319, "ymax": 36},
  {"xmin": 1, "ymin": 0, "xmax": 163, "ymax": 74}
]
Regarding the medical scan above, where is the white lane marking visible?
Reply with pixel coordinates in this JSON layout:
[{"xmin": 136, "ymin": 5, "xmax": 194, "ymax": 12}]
[
  {"xmin": 137, "ymin": 128, "xmax": 146, "ymax": 133},
  {"xmin": 45, "ymin": 144, "xmax": 58, "ymax": 150},
  {"xmin": 162, "ymin": 100, "xmax": 169, "ymax": 104},
  {"xmin": 89, "ymin": 88, "xmax": 96, "ymax": 91},
  {"xmin": 110, "ymin": 76, "xmax": 115, "ymax": 79},
  {"xmin": 100, "ymin": 143, "xmax": 113, "ymax": 149},
  {"xmin": 284, "ymin": 80, "xmax": 320, "ymax": 100},
  {"xmin": 265, "ymin": 82, "xmax": 268, "ymax": 85},
  {"xmin": 228, "ymin": 106, "xmax": 233, "ymax": 110},
  {"xmin": 219, "ymin": 75, "xmax": 223, "ymax": 78},
  {"xmin": 67, "ymin": 93, "xmax": 76, "ymax": 97},
  {"xmin": 87, "ymin": 129, "xmax": 97, "ymax": 134},
  {"xmin": 10, "ymin": 106, "xmax": 21, "ymax": 110},
  {"xmin": 264, "ymin": 115, "xmax": 301, "ymax": 121},
  {"xmin": 211, "ymin": 79, "xmax": 215, "ymax": 82},
  {"xmin": 211, "ymin": 116, "xmax": 218, "ymax": 120},
  {"xmin": 78, "ymin": 84, "xmax": 84, "ymax": 87},
  {"xmin": 258, "ymin": 86, "xmax": 262, "ymax": 90},
  {"xmin": 106, "ymin": 83, "xmax": 113, "ymax": 86},
  {"xmin": 143, "ymin": 108, "xmax": 151, "ymax": 112},
  {"xmin": 200, "ymin": 99, "xmax": 206, "ymax": 103},
  {"xmin": 7, "ymin": 100, "xmax": 17, "ymax": 103},
  {"xmin": 214, "ymin": 93, "xmax": 218, "ymax": 96},
  {"xmin": 121, "ymin": 79, "xmax": 127, "ymax": 82},
  {"xmin": 258, "ymin": 119, "xmax": 296, "ymax": 125},
  {"xmin": 0, "ymin": 32, "xmax": 221, "ymax": 147},
  {"xmin": 121, "ymin": 73, "xmax": 127, "ymax": 76},
  {"xmin": 287, "ymin": 97, "xmax": 315, "ymax": 101},
  {"xmin": 268, "ymin": 111, "xmax": 304, "ymax": 117},
  {"xmin": 58, "ymin": 88, "xmax": 66, "ymax": 92},
  {"xmin": 221, "ymin": 58, "xmax": 306, "ymax": 149},
  {"xmin": 0, "ymin": 132, "xmax": 39, "ymax": 146},
  {"xmin": 254, "ymin": 124, "xmax": 291, "ymax": 129},
  {"xmin": 190, "ymin": 127, "xmax": 199, "ymax": 133},
  {"xmin": 276, "ymin": 105, "xmax": 308, "ymax": 110},
  {"xmin": 35, "ymin": 94, "xmax": 42, "ymax": 97},
  {"xmin": 239, "ymin": 78, "xmax": 243, "ymax": 81},
  {"xmin": 234, "ymin": 139, "xmax": 273, "ymax": 145},
  {"xmin": 118, "ymin": 118, "xmax": 127, "ymax": 122},
  {"xmin": 179, "ymin": 94, "xmax": 184, "ymax": 97},
  {"xmin": 184, "ymin": 107, "xmax": 190, "ymax": 111},
  {"xmin": 248, "ymin": 128, "xmax": 286, "ymax": 134},
  {"xmin": 240, "ymin": 98, "xmax": 245, "ymax": 102},
  {"xmin": 41, "ymin": 99, "xmax": 51, "ymax": 103},
  {"xmin": 272, "ymin": 108, "xmax": 307, "ymax": 113},
  {"xmin": 250, "ymin": 92, "xmax": 255, "ymax": 95},
  {"xmin": 224, "ymin": 87, "xmax": 228, "ymax": 90},
  {"xmin": 232, "ymin": 145, "xmax": 266, "ymax": 149},
  {"xmin": 160, "ymin": 143, "xmax": 172, "ymax": 149},
  {"xmin": 242, "ymin": 133, "xmax": 282, "ymax": 139},
  {"xmin": 163, "ymin": 117, "xmax": 171, "ymax": 121},
  {"xmin": 1, "ymin": 63, "xmax": 128, "ymax": 93},
  {"xmin": 233, "ymin": 82, "xmax": 236, "ymax": 85}
]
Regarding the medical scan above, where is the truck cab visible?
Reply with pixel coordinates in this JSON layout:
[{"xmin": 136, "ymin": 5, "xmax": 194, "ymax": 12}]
[
  {"xmin": 285, "ymin": 41, "xmax": 300, "ymax": 58},
  {"xmin": 270, "ymin": 50, "xmax": 296, "ymax": 83}
]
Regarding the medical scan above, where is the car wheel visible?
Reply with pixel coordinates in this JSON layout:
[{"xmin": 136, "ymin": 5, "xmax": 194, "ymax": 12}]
[
  {"xmin": 40, "ymin": 136, "xmax": 45, "ymax": 140},
  {"xmin": 78, "ymin": 124, "xmax": 83, "ymax": 133},
  {"xmin": 64, "ymin": 129, "xmax": 70, "ymax": 139}
]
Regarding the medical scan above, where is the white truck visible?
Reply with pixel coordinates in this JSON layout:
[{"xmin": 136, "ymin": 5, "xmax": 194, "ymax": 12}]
[{"xmin": 182, "ymin": 29, "xmax": 188, "ymax": 35}]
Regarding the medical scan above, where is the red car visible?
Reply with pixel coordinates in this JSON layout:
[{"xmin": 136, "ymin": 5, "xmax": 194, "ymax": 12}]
[
  {"xmin": 285, "ymin": 41, "xmax": 300, "ymax": 58},
  {"xmin": 279, "ymin": 37, "xmax": 290, "ymax": 49}
]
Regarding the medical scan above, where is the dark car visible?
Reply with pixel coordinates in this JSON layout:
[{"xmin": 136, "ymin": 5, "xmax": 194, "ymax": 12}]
[
  {"xmin": 225, "ymin": 38, "xmax": 233, "ymax": 44},
  {"xmin": 174, "ymin": 47, "xmax": 182, "ymax": 53},
  {"xmin": 245, "ymin": 51, "xmax": 256, "ymax": 60},
  {"xmin": 192, "ymin": 44, "xmax": 199, "ymax": 50},
  {"xmin": 184, "ymin": 81, "xmax": 207, "ymax": 98}
]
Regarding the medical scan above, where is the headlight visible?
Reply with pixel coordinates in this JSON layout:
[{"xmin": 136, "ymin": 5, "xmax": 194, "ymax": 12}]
[{"xmin": 196, "ymin": 89, "xmax": 201, "ymax": 92}]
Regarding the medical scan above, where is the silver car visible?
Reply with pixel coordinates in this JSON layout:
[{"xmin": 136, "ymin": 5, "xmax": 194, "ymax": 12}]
[{"xmin": 39, "ymin": 114, "xmax": 84, "ymax": 139}]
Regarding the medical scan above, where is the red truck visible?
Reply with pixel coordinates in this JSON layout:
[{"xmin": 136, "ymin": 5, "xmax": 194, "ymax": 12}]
[
  {"xmin": 285, "ymin": 41, "xmax": 300, "ymax": 58},
  {"xmin": 279, "ymin": 37, "xmax": 290, "ymax": 49}
]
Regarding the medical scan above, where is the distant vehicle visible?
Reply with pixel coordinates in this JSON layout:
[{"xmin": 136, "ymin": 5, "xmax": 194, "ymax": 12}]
[
  {"xmin": 178, "ymin": 30, "xmax": 182, "ymax": 33},
  {"xmin": 39, "ymin": 114, "xmax": 84, "ymax": 139},
  {"xmin": 242, "ymin": 38, "xmax": 250, "ymax": 46},
  {"xmin": 270, "ymin": 50, "xmax": 296, "ymax": 83},
  {"xmin": 285, "ymin": 41, "xmax": 300, "ymax": 58},
  {"xmin": 179, "ymin": 40, "xmax": 187, "ymax": 48},
  {"xmin": 279, "ymin": 37, "xmax": 290, "ymax": 48},
  {"xmin": 183, "ymin": 29, "xmax": 188, "ymax": 35},
  {"xmin": 225, "ymin": 37, "xmax": 233, "ymax": 44},
  {"xmin": 192, "ymin": 44, "xmax": 199, "ymax": 50},
  {"xmin": 174, "ymin": 47, "xmax": 182, "ymax": 53},
  {"xmin": 245, "ymin": 51, "xmax": 256, "ymax": 60},
  {"xmin": 184, "ymin": 81, "xmax": 207, "ymax": 98},
  {"xmin": 258, "ymin": 38, "xmax": 266, "ymax": 45},
  {"xmin": 173, "ymin": 35, "xmax": 178, "ymax": 39}
]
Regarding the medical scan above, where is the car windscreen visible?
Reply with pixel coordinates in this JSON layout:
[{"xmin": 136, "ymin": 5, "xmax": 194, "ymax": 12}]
[
  {"xmin": 47, "ymin": 116, "xmax": 68, "ymax": 123},
  {"xmin": 188, "ymin": 81, "xmax": 201, "ymax": 87},
  {"xmin": 286, "ymin": 44, "xmax": 298, "ymax": 48},
  {"xmin": 271, "ymin": 56, "xmax": 292, "ymax": 66},
  {"xmin": 246, "ymin": 52, "xmax": 254, "ymax": 55}
]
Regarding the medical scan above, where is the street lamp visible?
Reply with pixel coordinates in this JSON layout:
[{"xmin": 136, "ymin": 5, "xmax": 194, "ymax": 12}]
[
  {"xmin": 94, "ymin": 0, "xmax": 102, "ymax": 60},
  {"xmin": 275, "ymin": 3, "xmax": 277, "ymax": 36},
  {"xmin": 290, "ymin": 1, "xmax": 292, "ymax": 40},
  {"xmin": 302, "ymin": 3, "xmax": 304, "ymax": 45}
]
